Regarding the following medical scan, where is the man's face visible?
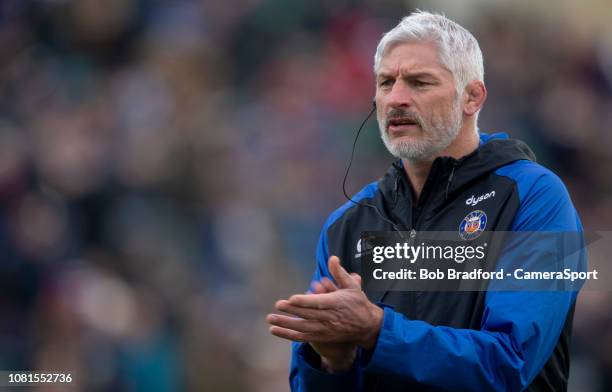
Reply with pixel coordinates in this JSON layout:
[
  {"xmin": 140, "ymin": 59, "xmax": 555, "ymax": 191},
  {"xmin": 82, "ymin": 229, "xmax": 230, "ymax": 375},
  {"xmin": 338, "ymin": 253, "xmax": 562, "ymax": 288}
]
[{"xmin": 375, "ymin": 41, "xmax": 464, "ymax": 162}]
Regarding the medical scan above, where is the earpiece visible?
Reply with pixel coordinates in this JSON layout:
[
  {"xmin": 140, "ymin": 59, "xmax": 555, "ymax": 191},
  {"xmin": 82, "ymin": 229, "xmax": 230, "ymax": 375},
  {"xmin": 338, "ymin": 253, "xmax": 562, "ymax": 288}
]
[{"xmin": 342, "ymin": 100, "xmax": 405, "ymax": 236}]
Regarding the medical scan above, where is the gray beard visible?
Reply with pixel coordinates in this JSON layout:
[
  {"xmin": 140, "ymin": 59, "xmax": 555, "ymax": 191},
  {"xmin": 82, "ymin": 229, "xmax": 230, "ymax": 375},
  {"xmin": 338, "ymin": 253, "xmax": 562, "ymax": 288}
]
[{"xmin": 378, "ymin": 102, "xmax": 463, "ymax": 162}]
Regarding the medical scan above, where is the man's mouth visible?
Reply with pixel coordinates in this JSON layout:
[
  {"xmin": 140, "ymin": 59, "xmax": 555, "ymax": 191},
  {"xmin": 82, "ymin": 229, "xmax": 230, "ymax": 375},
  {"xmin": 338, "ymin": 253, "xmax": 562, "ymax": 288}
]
[{"xmin": 387, "ymin": 117, "xmax": 421, "ymax": 133}]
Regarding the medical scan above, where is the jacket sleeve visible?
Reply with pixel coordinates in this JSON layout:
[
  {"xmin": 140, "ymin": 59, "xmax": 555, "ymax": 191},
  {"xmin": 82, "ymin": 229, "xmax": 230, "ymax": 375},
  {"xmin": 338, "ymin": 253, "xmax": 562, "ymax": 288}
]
[{"xmin": 361, "ymin": 165, "xmax": 586, "ymax": 391}]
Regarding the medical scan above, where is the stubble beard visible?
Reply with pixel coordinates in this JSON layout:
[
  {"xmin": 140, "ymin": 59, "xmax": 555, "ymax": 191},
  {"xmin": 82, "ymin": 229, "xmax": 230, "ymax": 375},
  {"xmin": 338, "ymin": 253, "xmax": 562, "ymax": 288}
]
[{"xmin": 378, "ymin": 99, "xmax": 463, "ymax": 163}]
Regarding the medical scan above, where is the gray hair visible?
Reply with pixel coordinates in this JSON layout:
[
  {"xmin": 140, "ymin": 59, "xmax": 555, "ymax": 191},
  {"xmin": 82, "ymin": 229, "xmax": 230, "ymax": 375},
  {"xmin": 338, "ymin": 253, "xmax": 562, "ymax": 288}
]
[{"xmin": 374, "ymin": 11, "xmax": 484, "ymax": 94}]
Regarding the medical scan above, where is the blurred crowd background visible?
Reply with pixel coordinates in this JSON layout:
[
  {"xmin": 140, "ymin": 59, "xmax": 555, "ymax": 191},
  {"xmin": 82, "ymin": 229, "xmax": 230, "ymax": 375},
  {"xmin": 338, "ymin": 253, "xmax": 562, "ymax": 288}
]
[{"xmin": 0, "ymin": 0, "xmax": 610, "ymax": 391}]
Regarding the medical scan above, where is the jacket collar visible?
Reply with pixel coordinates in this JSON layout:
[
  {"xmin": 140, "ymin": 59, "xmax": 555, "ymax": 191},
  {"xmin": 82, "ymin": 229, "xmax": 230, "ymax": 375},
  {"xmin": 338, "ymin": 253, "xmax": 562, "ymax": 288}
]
[{"xmin": 378, "ymin": 133, "xmax": 536, "ymax": 225}]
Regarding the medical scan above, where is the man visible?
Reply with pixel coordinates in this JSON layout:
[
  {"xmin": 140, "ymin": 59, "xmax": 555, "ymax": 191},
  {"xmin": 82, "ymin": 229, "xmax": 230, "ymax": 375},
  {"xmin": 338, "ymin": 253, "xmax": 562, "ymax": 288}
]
[{"xmin": 267, "ymin": 11, "xmax": 585, "ymax": 391}]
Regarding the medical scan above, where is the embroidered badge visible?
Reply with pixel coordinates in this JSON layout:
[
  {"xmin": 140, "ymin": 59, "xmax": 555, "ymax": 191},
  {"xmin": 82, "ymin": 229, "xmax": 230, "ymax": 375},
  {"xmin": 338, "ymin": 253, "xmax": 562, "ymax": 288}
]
[{"xmin": 459, "ymin": 210, "xmax": 487, "ymax": 240}]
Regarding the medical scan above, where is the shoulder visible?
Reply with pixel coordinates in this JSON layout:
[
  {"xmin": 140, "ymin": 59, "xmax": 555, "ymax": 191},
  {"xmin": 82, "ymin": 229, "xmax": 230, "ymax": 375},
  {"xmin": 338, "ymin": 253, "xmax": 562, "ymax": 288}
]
[
  {"xmin": 495, "ymin": 160, "xmax": 580, "ymax": 231},
  {"xmin": 322, "ymin": 181, "xmax": 379, "ymax": 233},
  {"xmin": 314, "ymin": 181, "xmax": 380, "ymax": 273},
  {"xmin": 494, "ymin": 159, "xmax": 570, "ymax": 203}
]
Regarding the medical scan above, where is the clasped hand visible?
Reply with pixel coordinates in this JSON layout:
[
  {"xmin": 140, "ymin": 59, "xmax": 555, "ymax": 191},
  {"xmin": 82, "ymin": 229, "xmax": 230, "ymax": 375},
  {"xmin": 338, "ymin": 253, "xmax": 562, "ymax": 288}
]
[{"xmin": 267, "ymin": 256, "xmax": 383, "ymax": 372}]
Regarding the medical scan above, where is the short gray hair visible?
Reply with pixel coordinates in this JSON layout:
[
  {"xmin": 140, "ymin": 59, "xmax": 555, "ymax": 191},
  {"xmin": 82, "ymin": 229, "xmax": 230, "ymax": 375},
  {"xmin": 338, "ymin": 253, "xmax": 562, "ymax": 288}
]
[{"xmin": 374, "ymin": 11, "xmax": 484, "ymax": 94}]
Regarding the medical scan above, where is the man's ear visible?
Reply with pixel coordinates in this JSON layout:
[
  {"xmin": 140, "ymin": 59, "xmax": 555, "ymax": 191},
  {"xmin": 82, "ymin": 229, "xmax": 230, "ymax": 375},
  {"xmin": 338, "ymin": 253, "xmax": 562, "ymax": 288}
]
[{"xmin": 463, "ymin": 80, "xmax": 487, "ymax": 116}]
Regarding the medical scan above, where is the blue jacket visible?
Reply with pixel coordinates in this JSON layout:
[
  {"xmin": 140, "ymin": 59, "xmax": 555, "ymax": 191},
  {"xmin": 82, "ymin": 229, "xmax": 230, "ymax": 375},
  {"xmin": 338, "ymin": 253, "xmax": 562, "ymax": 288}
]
[{"xmin": 289, "ymin": 134, "xmax": 586, "ymax": 391}]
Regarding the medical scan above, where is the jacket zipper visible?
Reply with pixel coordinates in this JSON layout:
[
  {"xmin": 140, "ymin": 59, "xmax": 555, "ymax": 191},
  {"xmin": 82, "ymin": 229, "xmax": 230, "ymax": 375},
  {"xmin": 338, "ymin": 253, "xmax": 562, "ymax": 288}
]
[{"xmin": 445, "ymin": 161, "xmax": 458, "ymax": 200}]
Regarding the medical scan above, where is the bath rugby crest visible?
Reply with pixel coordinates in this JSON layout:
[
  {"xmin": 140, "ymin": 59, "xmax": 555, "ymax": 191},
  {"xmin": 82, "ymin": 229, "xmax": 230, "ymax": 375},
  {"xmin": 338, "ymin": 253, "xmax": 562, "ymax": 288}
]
[{"xmin": 459, "ymin": 210, "xmax": 487, "ymax": 240}]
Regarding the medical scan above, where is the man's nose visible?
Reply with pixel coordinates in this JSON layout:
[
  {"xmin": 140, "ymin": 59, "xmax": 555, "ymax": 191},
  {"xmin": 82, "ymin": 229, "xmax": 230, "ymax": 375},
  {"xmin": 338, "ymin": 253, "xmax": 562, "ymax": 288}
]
[{"xmin": 386, "ymin": 82, "xmax": 414, "ymax": 108}]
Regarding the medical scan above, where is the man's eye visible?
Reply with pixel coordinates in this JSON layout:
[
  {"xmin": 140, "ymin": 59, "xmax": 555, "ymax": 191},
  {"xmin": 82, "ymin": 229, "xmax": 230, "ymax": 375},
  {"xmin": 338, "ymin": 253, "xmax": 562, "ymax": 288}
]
[
  {"xmin": 414, "ymin": 80, "xmax": 430, "ymax": 87},
  {"xmin": 379, "ymin": 79, "xmax": 393, "ymax": 87}
]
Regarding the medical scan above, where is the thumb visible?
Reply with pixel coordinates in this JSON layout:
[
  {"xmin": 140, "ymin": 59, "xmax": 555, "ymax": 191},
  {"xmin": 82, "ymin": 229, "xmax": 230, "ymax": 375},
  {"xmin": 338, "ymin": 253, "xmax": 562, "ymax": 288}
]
[{"xmin": 328, "ymin": 256, "xmax": 360, "ymax": 289}]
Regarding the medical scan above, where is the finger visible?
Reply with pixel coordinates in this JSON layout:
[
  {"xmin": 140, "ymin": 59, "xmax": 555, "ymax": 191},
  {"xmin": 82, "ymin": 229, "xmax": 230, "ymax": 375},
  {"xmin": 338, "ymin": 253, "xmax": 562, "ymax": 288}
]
[
  {"xmin": 267, "ymin": 314, "xmax": 325, "ymax": 333},
  {"xmin": 268, "ymin": 325, "xmax": 334, "ymax": 343},
  {"xmin": 328, "ymin": 256, "xmax": 360, "ymax": 290},
  {"xmin": 287, "ymin": 292, "xmax": 339, "ymax": 309},
  {"xmin": 269, "ymin": 325, "xmax": 308, "ymax": 342},
  {"xmin": 311, "ymin": 281, "xmax": 326, "ymax": 294},
  {"xmin": 350, "ymin": 273, "xmax": 362, "ymax": 287},
  {"xmin": 276, "ymin": 300, "xmax": 334, "ymax": 320},
  {"xmin": 320, "ymin": 277, "xmax": 338, "ymax": 292},
  {"xmin": 268, "ymin": 326, "xmax": 331, "ymax": 343}
]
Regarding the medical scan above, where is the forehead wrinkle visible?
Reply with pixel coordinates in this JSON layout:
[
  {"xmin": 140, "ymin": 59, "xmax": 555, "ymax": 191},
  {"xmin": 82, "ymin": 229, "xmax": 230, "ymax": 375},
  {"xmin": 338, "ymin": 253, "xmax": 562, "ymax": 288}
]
[
  {"xmin": 377, "ymin": 66, "xmax": 445, "ymax": 81},
  {"xmin": 377, "ymin": 42, "xmax": 452, "ymax": 80}
]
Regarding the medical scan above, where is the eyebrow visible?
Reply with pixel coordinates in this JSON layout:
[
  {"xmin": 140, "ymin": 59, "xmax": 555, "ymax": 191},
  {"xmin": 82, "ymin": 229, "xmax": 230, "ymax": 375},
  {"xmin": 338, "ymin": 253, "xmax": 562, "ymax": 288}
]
[{"xmin": 377, "ymin": 71, "xmax": 440, "ymax": 81}]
